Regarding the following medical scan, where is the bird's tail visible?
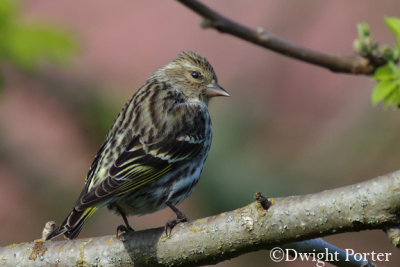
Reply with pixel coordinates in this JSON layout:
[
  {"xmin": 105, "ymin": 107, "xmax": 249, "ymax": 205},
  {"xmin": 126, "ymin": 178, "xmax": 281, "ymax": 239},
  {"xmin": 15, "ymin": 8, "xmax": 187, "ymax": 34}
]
[{"xmin": 45, "ymin": 206, "xmax": 98, "ymax": 240}]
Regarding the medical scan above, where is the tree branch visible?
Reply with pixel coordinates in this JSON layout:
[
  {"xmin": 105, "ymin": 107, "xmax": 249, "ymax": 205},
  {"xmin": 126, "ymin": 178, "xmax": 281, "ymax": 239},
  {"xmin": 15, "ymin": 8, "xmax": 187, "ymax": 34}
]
[
  {"xmin": 176, "ymin": 0, "xmax": 385, "ymax": 74},
  {"xmin": 1, "ymin": 169, "xmax": 399, "ymax": 266}
]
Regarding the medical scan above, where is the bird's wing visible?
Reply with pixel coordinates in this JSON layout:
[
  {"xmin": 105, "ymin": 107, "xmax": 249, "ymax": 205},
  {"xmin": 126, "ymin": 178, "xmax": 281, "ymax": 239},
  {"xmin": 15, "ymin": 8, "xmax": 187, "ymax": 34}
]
[{"xmin": 75, "ymin": 128, "xmax": 206, "ymax": 210}]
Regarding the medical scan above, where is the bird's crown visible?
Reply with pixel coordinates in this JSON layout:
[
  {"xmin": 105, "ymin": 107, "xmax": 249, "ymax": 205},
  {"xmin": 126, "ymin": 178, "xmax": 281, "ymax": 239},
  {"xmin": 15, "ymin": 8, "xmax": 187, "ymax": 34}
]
[{"xmin": 173, "ymin": 51, "xmax": 216, "ymax": 78}]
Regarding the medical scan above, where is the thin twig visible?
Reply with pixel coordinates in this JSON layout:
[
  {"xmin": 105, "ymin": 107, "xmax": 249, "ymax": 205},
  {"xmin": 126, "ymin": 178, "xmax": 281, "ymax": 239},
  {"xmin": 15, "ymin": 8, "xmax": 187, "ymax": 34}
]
[{"xmin": 177, "ymin": 0, "xmax": 385, "ymax": 74}]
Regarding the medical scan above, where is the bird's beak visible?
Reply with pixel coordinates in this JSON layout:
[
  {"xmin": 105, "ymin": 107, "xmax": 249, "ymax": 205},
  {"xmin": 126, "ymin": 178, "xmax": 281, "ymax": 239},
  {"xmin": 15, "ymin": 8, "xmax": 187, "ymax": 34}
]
[{"xmin": 206, "ymin": 82, "xmax": 230, "ymax": 98}]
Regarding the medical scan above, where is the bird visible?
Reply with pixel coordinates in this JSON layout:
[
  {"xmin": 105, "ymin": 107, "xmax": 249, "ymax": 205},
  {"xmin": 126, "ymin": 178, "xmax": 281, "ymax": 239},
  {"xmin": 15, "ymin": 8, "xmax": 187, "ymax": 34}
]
[{"xmin": 45, "ymin": 51, "xmax": 229, "ymax": 240}]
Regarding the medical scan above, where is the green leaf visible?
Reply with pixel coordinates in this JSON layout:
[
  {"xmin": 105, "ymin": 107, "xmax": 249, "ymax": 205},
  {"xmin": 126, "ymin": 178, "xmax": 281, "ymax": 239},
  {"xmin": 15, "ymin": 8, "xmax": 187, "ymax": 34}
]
[
  {"xmin": 385, "ymin": 17, "xmax": 400, "ymax": 48},
  {"xmin": 371, "ymin": 62, "xmax": 400, "ymax": 107},
  {"xmin": 381, "ymin": 45, "xmax": 400, "ymax": 62},
  {"xmin": 354, "ymin": 22, "xmax": 380, "ymax": 56},
  {"xmin": 373, "ymin": 65, "xmax": 395, "ymax": 81},
  {"xmin": 383, "ymin": 89, "xmax": 400, "ymax": 106},
  {"xmin": 357, "ymin": 22, "xmax": 370, "ymax": 39},
  {"xmin": 372, "ymin": 80, "xmax": 397, "ymax": 105}
]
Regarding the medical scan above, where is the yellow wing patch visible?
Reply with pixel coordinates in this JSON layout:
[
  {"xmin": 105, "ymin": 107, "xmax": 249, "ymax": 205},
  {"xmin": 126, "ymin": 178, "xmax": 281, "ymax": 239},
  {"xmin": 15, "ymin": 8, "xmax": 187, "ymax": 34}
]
[{"xmin": 116, "ymin": 164, "xmax": 171, "ymax": 195}]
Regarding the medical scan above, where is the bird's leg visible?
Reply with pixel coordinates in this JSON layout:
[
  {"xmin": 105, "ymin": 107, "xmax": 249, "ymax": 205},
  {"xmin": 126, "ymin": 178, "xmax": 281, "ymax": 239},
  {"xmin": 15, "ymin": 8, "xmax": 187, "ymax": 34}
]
[
  {"xmin": 165, "ymin": 201, "xmax": 190, "ymax": 236},
  {"xmin": 115, "ymin": 206, "xmax": 134, "ymax": 237}
]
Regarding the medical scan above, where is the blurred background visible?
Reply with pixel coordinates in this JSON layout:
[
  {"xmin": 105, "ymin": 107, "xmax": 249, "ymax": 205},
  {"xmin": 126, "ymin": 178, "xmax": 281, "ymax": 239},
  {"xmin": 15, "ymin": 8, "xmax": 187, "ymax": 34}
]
[{"xmin": 1, "ymin": 0, "xmax": 400, "ymax": 266}]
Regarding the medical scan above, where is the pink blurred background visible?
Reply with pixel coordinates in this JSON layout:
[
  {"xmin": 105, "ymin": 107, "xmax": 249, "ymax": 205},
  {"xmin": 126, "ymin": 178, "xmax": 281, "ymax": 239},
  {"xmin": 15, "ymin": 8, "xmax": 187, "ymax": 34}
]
[{"xmin": 1, "ymin": 0, "xmax": 400, "ymax": 266}]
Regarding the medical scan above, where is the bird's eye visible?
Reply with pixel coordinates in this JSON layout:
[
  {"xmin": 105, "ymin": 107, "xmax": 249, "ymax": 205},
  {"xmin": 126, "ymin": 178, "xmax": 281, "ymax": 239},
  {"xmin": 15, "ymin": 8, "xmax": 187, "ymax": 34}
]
[{"xmin": 191, "ymin": 71, "xmax": 200, "ymax": 79}]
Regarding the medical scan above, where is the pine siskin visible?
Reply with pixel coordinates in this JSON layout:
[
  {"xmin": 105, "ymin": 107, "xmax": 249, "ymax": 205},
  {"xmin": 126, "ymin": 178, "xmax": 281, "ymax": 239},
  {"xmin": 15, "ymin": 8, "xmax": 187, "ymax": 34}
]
[{"xmin": 46, "ymin": 51, "xmax": 229, "ymax": 240}]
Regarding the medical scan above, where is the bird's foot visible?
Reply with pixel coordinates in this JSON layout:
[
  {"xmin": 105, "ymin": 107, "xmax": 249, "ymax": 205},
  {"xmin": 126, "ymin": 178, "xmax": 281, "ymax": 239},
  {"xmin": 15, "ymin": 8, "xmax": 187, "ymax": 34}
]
[
  {"xmin": 116, "ymin": 224, "xmax": 135, "ymax": 239},
  {"xmin": 164, "ymin": 217, "xmax": 190, "ymax": 237},
  {"xmin": 164, "ymin": 201, "xmax": 191, "ymax": 236}
]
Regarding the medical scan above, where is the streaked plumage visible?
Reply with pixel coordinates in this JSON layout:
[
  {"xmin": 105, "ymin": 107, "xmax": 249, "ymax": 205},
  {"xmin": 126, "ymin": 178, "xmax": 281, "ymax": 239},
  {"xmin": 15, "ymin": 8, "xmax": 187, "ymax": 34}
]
[{"xmin": 46, "ymin": 51, "xmax": 229, "ymax": 240}]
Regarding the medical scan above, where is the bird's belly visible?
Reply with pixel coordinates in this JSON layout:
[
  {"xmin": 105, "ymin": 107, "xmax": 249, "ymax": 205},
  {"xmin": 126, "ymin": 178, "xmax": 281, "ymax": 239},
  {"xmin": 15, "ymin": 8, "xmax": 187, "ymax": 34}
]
[{"xmin": 109, "ymin": 161, "xmax": 204, "ymax": 216}]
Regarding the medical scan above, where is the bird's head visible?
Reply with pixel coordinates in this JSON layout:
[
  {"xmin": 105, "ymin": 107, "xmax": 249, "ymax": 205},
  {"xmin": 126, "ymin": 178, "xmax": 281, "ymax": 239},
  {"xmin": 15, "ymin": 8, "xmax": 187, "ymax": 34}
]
[{"xmin": 158, "ymin": 51, "xmax": 229, "ymax": 103}]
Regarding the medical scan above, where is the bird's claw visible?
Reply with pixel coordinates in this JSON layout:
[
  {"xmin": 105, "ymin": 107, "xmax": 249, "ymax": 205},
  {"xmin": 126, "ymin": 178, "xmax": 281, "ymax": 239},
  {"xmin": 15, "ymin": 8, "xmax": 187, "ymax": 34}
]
[
  {"xmin": 164, "ymin": 217, "xmax": 190, "ymax": 237},
  {"xmin": 116, "ymin": 224, "xmax": 135, "ymax": 239}
]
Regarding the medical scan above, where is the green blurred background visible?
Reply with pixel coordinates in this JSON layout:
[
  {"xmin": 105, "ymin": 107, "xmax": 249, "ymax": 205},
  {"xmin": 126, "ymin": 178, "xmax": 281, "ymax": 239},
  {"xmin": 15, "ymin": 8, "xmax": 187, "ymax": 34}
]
[{"xmin": 1, "ymin": 0, "xmax": 400, "ymax": 266}]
